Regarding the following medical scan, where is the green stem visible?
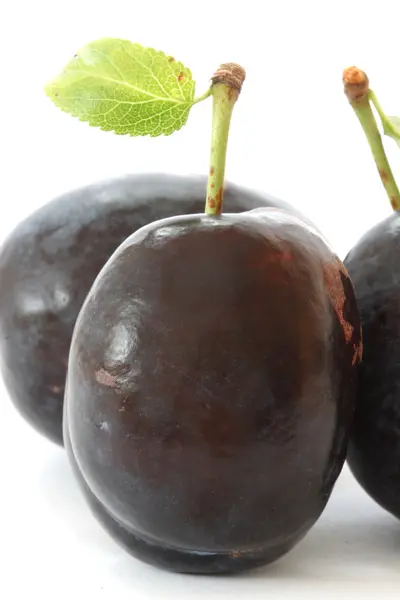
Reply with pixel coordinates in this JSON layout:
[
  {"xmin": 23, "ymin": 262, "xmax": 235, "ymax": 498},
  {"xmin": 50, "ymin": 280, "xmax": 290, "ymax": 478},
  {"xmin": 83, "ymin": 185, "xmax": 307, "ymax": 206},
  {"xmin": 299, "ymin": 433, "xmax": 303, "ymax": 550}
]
[
  {"xmin": 193, "ymin": 87, "xmax": 212, "ymax": 105},
  {"xmin": 204, "ymin": 83, "xmax": 239, "ymax": 215},
  {"xmin": 343, "ymin": 67, "xmax": 400, "ymax": 211},
  {"xmin": 350, "ymin": 96, "xmax": 400, "ymax": 211}
]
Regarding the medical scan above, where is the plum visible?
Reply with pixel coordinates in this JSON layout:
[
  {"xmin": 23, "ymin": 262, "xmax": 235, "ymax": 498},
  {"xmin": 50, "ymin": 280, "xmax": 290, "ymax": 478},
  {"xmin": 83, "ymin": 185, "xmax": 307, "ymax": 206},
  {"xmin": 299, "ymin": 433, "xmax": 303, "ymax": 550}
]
[
  {"xmin": 342, "ymin": 66, "xmax": 400, "ymax": 517},
  {"xmin": 345, "ymin": 215, "xmax": 400, "ymax": 518},
  {"xmin": 64, "ymin": 208, "xmax": 361, "ymax": 573}
]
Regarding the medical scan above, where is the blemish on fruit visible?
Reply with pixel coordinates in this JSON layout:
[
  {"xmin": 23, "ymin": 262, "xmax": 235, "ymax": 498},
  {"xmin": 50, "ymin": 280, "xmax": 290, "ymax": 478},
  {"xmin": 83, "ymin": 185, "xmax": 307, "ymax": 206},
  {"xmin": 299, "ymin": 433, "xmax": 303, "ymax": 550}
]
[
  {"xmin": 168, "ymin": 56, "xmax": 175, "ymax": 63},
  {"xmin": 323, "ymin": 259, "xmax": 361, "ymax": 365},
  {"xmin": 210, "ymin": 167, "xmax": 215, "ymax": 176},
  {"xmin": 95, "ymin": 368, "xmax": 117, "ymax": 388},
  {"xmin": 178, "ymin": 72, "xmax": 185, "ymax": 82}
]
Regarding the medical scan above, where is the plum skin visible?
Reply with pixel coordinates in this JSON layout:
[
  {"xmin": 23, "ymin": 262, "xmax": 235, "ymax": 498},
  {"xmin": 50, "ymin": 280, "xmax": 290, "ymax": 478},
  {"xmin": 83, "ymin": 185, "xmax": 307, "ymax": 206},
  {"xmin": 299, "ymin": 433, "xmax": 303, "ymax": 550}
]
[
  {"xmin": 64, "ymin": 208, "xmax": 361, "ymax": 574},
  {"xmin": 345, "ymin": 212, "xmax": 400, "ymax": 519},
  {"xmin": 0, "ymin": 174, "xmax": 294, "ymax": 446}
]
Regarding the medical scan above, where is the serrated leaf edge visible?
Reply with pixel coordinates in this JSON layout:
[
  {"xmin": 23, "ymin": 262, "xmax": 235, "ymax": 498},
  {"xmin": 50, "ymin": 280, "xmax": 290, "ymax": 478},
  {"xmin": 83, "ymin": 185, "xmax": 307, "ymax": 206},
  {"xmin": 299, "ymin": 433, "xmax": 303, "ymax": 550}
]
[{"xmin": 44, "ymin": 90, "xmax": 193, "ymax": 138}]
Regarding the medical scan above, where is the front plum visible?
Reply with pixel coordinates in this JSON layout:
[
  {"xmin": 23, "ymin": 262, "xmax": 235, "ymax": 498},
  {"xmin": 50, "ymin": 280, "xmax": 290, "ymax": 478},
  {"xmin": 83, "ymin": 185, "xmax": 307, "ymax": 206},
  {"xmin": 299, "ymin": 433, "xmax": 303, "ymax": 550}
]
[{"xmin": 64, "ymin": 209, "xmax": 361, "ymax": 574}]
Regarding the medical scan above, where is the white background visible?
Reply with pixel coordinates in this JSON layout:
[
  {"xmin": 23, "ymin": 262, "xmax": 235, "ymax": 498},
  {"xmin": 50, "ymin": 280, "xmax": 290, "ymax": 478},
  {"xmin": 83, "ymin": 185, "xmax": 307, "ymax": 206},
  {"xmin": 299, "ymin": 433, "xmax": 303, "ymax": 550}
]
[{"xmin": 1, "ymin": 0, "xmax": 400, "ymax": 598}]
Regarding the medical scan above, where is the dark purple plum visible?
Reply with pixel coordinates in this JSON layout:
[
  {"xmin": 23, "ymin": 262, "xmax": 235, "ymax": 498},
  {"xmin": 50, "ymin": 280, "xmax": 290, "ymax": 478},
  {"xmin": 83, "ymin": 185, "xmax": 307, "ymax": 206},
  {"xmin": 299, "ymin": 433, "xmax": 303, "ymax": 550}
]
[
  {"xmin": 345, "ymin": 213, "xmax": 400, "ymax": 519},
  {"xmin": 64, "ymin": 207, "xmax": 361, "ymax": 574}
]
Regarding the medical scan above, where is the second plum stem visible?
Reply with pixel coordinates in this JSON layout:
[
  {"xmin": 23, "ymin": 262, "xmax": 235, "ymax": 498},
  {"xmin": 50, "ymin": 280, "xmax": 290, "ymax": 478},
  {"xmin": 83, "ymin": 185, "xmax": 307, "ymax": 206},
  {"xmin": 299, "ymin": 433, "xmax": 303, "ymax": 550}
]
[
  {"xmin": 351, "ymin": 96, "xmax": 400, "ymax": 211},
  {"xmin": 343, "ymin": 67, "xmax": 400, "ymax": 212}
]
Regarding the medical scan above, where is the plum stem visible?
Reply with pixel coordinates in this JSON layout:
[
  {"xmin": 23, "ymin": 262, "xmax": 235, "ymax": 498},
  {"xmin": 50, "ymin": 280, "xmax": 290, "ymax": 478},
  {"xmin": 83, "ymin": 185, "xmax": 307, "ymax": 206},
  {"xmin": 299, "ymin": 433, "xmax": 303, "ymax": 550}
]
[
  {"xmin": 204, "ymin": 63, "xmax": 246, "ymax": 215},
  {"xmin": 343, "ymin": 66, "xmax": 400, "ymax": 212}
]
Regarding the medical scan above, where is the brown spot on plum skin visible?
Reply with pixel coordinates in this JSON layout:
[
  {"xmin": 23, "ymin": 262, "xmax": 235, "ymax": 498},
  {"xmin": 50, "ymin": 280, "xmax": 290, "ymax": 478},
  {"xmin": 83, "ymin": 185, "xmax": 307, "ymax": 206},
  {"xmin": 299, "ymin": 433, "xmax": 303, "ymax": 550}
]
[
  {"xmin": 95, "ymin": 368, "xmax": 117, "ymax": 388},
  {"xmin": 323, "ymin": 259, "xmax": 362, "ymax": 365},
  {"xmin": 168, "ymin": 56, "xmax": 175, "ymax": 63},
  {"xmin": 324, "ymin": 260, "xmax": 353, "ymax": 342},
  {"xmin": 178, "ymin": 72, "xmax": 184, "ymax": 82},
  {"xmin": 210, "ymin": 167, "xmax": 215, "ymax": 176}
]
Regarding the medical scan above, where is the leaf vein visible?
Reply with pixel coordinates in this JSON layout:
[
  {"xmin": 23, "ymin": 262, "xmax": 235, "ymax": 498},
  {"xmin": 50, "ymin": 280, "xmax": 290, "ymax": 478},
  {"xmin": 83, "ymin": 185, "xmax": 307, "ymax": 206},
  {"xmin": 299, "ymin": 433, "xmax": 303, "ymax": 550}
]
[
  {"xmin": 63, "ymin": 68, "xmax": 188, "ymax": 104},
  {"xmin": 119, "ymin": 45, "xmax": 171, "ymax": 99}
]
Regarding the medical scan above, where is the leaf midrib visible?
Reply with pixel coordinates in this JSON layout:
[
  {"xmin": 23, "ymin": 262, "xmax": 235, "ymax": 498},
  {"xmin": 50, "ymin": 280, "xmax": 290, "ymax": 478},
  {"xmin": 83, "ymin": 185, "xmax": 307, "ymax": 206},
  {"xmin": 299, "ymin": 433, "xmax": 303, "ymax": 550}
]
[{"xmin": 63, "ymin": 68, "xmax": 191, "ymax": 104}]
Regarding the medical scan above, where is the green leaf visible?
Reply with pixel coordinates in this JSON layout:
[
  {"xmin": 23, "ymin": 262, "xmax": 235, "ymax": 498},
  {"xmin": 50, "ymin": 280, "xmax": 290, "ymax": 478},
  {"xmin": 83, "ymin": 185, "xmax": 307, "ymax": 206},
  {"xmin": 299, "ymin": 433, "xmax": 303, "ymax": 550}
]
[
  {"xmin": 382, "ymin": 116, "xmax": 400, "ymax": 148},
  {"xmin": 45, "ymin": 38, "xmax": 196, "ymax": 137}
]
